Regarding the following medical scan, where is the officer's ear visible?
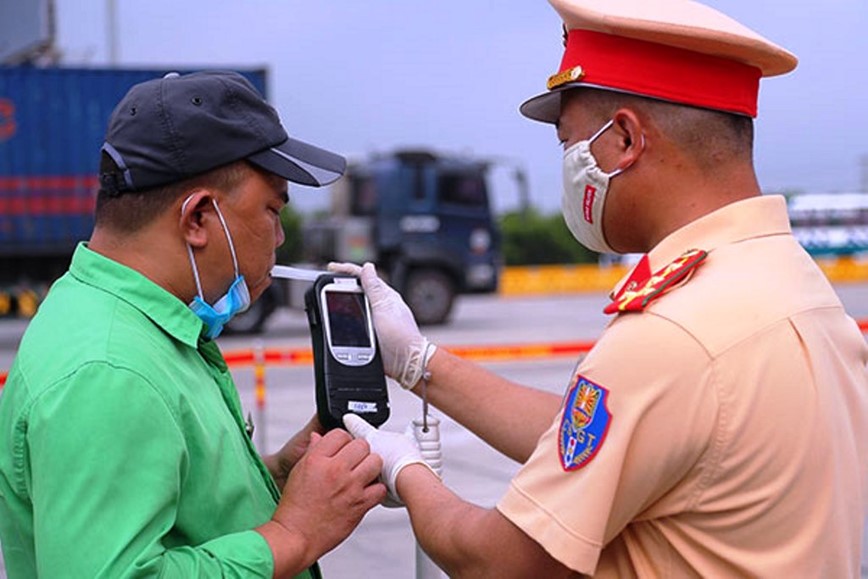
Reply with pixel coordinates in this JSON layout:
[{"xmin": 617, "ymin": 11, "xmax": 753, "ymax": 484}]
[
  {"xmin": 610, "ymin": 109, "xmax": 646, "ymax": 171},
  {"xmin": 179, "ymin": 190, "xmax": 216, "ymax": 249}
]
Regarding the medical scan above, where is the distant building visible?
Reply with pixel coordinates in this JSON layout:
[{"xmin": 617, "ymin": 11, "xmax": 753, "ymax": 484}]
[{"xmin": 785, "ymin": 192, "xmax": 868, "ymax": 256}]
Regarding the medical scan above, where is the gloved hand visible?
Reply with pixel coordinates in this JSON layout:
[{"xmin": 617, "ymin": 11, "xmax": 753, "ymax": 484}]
[
  {"xmin": 343, "ymin": 414, "xmax": 439, "ymax": 506},
  {"xmin": 328, "ymin": 262, "xmax": 437, "ymax": 389}
]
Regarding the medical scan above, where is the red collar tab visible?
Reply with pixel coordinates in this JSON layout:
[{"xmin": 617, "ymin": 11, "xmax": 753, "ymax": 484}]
[
  {"xmin": 604, "ymin": 249, "xmax": 708, "ymax": 315},
  {"xmin": 552, "ymin": 30, "xmax": 761, "ymax": 118},
  {"xmin": 611, "ymin": 254, "xmax": 652, "ymax": 302}
]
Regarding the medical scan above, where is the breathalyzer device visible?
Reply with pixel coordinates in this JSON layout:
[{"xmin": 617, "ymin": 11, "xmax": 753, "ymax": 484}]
[{"xmin": 304, "ymin": 274, "xmax": 390, "ymax": 431}]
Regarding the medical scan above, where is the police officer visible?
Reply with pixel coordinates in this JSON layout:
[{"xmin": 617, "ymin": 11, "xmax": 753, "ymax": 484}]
[{"xmin": 335, "ymin": 0, "xmax": 868, "ymax": 576}]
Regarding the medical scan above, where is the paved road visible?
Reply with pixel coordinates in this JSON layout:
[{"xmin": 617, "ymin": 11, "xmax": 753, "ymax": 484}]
[{"xmin": 0, "ymin": 284, "xmax": 866, "ymax": 578}]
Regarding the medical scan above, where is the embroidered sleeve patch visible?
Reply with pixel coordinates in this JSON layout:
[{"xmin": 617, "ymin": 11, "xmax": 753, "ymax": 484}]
[{"xmin": 559, "ymin": 375, "xmax": 612, "ymax": 471}]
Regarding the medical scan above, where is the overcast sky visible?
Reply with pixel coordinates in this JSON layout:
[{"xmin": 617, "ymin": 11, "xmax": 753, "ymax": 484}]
[{"xmin": 50, "ymin": 0, "xmax": 868, "ymax": 214}]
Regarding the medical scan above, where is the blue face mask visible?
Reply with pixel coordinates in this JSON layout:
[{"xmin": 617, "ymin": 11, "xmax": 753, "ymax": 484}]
[{"xmin": 183, "ymin": 197, "xmax": 251, "ymax": 340}]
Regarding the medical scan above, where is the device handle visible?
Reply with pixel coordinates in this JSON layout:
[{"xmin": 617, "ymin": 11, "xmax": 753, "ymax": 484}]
[
  {"xmin": 412, "ymin": 415, "xmax": 444, "ymax": 579},
  {"xmin": 411, "ymin": 416, "xmax": 442, "ymax": 477}
]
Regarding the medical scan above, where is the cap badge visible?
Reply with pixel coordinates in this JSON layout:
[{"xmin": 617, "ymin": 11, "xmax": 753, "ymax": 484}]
[
  {"xmin": 547, "ymin": 66, "xmax": 585, "ymax": 91},
  {"xmin": 604, "ymin": 249, "xmax": 708, "ymax": 315},
  {"xmin": 559, "ymin": 374, "xmax": 611, "ymax": 471}
]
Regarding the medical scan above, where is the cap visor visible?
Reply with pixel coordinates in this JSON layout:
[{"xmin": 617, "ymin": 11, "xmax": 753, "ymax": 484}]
[
  {"xmin": 519, "ymin": 88, "xmax": 567, "ymax": 124},
  {"xmin": 520, "ymin": 83, "xmax": 654, "ymax": 124},
  {"xmin": 247, "ymin": 137, "xmax": 347, "ymax": 187}
]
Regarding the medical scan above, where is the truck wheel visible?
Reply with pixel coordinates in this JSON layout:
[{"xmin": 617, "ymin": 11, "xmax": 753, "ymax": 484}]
[{"xmin": 405, "ymin": 269, "xmax": 455, "ymax": 325}]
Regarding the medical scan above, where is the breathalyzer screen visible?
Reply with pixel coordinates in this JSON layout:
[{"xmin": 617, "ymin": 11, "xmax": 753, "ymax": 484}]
[{"xmin": 326, "ymin": 292, "xmax": 372, "ymax": 348}]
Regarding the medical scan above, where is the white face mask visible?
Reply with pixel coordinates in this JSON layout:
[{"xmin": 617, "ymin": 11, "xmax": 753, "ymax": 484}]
[{"xmin": 562, "ymin": 119, "xmax": 635, "ymax": 254}]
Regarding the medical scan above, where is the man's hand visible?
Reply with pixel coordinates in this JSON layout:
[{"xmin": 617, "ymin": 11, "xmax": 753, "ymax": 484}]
[
  {"xmin": 259, "ymin": 428, "xmax": 386, "ymax": 576},
  {"xmin": 343, "ymin": 414, "xmax": 439, "ymax": 506},
  {"xmin": 328, "ymin": 262, "xmax": 436, "ymax": 389},
  {"xmin": 263, "ymin": 414, "xmax": 324, "ymax": 489}
]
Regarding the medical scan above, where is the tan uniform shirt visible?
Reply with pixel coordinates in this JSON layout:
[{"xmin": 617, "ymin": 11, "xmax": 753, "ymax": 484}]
[{"xmin": 498, "ymin": 196, "xmax": 868, "ymax": 577}]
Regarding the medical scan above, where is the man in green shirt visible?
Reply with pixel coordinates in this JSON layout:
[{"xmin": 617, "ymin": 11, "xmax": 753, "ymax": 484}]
[{"xmin": 0, "ymin": 71, "xmax": 386, "ymax": 578}]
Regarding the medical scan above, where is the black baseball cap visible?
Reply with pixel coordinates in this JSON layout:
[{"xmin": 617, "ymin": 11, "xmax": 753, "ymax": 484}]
[{"xmin": 99, "ymin": 70, "xmax": 346, "ymax": 194}]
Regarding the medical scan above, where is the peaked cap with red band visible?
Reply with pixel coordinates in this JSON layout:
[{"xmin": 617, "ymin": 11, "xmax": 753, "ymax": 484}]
[{"xmin": 520, "ymin": 0, "xmax": 798, "ymax": 123}]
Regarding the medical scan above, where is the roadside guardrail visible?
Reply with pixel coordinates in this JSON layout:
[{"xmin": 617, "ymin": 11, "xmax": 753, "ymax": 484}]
[
  {"xmin": 499, "ymin": 256, "xmax": 868, "ymax": 296},
  {"xmin": 2, "ymin": 322, "xmax": 866, "ymax": 389}
]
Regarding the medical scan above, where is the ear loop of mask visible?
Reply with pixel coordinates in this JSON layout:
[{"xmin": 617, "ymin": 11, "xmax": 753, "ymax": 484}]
[
  {"xmin": 181, "ymin": 195, "xmax": 241, "ymax": 301},
  {"xmin": 585, "ymin": 119, "xmax": 646, "ymax": 178},
  {"xmin": 211, "ymin": 199, "xmax": 240, "ymax": 277},
  {"xmin": 589, "ymin": 119, "xmax": 615, "ymax": 145}
]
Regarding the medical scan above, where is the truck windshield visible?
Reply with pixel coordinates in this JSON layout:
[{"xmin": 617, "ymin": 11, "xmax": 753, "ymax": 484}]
[{"xmin": 438, "ymin": 173, "xmax": 488, "ymax": 208}]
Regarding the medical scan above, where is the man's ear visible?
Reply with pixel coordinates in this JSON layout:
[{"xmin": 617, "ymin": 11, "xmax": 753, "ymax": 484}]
[
  {"xmin": 611, "ymin": 108, "xmax": 646, "ymax": 171},
  {"xmin": 179, "ymin": 190, "xmax": 214, "ymax": 249}
]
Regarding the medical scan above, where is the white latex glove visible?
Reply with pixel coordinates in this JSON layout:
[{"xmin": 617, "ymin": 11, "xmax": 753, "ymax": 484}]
[
  {"xmin": 343, "ymin": 414, "xmax": 438, "ymax": 506},
  {"xmin": 328, "ymin": 262, "xmax": 436, "ymax": 389}
]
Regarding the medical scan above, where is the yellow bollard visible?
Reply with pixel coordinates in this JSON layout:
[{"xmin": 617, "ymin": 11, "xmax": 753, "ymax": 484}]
[
  {"xmin": 253, "ymin": 341, "xmax": 267, "ymax": 452},
  {"xmin": 0, "ymin": 291, "xmax": 11, "ymax": 316},
  {"xmin": 17, "ymin": 289, "xmax": 40, "ymax": 318}
]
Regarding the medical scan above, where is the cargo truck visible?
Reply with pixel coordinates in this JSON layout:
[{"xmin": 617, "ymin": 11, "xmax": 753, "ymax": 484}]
[
  {"xmin": 1, "ymin": 67, "xmax": 510, "ymax": 328},
  {"xmin": 0, "ymin": 65, "xmax": 268, "ymax": 317}
]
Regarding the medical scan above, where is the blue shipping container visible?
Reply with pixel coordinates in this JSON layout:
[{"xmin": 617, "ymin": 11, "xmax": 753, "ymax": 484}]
[{"xmin": 0, "ymin": 66, "xmax": 268, "ymax": 255}]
